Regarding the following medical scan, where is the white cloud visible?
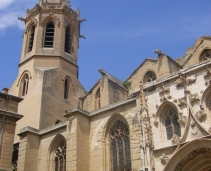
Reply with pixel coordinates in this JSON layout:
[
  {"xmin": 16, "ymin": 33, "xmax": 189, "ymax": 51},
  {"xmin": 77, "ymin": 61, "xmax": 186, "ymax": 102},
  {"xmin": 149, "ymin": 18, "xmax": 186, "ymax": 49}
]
[
  {"xmin": 0, "ymin": 12, "xmax": 24, "ymax": 30},
  {"xmin": 0, "ymin": 0, "xmax": 15, "ymax": 9}
]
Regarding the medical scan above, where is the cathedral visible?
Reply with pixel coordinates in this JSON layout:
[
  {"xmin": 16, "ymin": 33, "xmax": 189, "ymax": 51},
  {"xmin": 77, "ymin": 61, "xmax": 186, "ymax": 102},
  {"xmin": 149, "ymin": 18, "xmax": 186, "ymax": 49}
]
[{"xmin": 0, "ymin": 0, "xmax": 211, "ymax": 171}]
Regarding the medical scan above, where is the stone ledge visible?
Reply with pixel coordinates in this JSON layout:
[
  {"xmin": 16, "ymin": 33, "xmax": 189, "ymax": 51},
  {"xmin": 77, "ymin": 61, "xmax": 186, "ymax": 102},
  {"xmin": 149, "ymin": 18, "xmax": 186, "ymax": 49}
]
[
  {"xmin": 0, "ymin": 109, "xmax": 23, "ymax": 119},
  {"xmin": 144, "ymin": 60, "xmax": 211, "ymax": 89},
  {"xmin": 90, "ymin": 98, "xmax": 136, "ymax": 116},
  {"xmin": 65, "ymin": 98, "xmax": 136, "ymax": 118},
  {"xmin": 19, "ymin": 121, "xmax": 67, "ymax": 136}
]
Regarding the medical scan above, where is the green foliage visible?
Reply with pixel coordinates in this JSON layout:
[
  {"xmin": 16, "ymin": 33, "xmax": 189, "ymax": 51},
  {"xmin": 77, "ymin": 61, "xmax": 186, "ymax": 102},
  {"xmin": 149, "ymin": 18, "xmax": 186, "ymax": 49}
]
[{"xmin": 123, "ymin": 81, "xmax": 131, "ymax": 89}]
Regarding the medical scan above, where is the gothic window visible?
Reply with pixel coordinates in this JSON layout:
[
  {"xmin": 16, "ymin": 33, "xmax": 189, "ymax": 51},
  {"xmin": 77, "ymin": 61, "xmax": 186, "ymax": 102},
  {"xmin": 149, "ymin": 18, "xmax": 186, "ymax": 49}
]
[
  {"xmin": 44, "ymin": 21, "xmax": 54, "ymax": 48},
  {"xmin": 199, "ymin": 49, "xmax": 211, "ymax": 62},
  {"xmin": 27, "ymin": 25, "xmax": 35, "ymax": 53},
  {"xmin": 110, "ymin": 120, "xmax": 131, "ymax": 171},
  {"xmin": 95, "ymin": 88, "xmax": 101, "ymax": 110},
  {"xmin": 64, "ymin": 78, "xmax": 70, "ymax": 100},
  {"xmin": 165, "ymin": 109, "xmax": 181, "ymax": 140},
  {"xmin": 21, "ymin": 74, "xmax": 29, "ymax": 96},
  {"xmin": 54, "ymin": 140, "xmax": 66, "ymax": 171},
  {"xmin": 143, "ymin": 71, "xmax": 156, "ymax": 84},
  {"xmin": 65, "ymin": 26, "xmax": 71, "ymax": 53}
]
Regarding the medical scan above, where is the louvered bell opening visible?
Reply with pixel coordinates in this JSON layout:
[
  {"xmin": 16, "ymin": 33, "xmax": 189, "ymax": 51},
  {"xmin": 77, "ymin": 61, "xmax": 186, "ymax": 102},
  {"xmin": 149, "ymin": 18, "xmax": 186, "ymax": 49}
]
[
  {"xmin": 28, "ymin": 25, "xmax": 35, "ymax": 53},
  {"xmin": 44, "ymin": 22, "xmax": 54, "ymax": 48},
  {"xmin": 65, "ymin": 27, "xmax": 71, "ymax": 53}
]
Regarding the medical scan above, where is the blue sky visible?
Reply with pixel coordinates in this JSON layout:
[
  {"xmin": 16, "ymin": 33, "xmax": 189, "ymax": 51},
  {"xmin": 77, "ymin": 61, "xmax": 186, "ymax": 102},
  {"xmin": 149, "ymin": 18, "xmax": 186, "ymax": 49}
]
[{"xmin": 0, "ymin": 0, "xmax": 211, "ymax": 91}]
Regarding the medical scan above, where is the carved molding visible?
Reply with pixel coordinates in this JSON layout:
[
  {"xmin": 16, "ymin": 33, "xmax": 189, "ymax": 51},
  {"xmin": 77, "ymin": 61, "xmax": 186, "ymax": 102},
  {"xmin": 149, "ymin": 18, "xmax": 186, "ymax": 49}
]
[
  {"xmin": 178, "ymin": 112, "xmax": 187, "ymax": 124},
  {"xmin": 187, "ymin": 75, "xmax": 196, "ymax": 85},
  {"xmin": 140, "ymin": 112, "xmax": 154, "ymax": 149},
  {"xmin": 175, "ymin": 73, "xmax": 186, "ymax": 87},
  {"xmin": 160, "ymin": 153, "xmax": 169, "ymax": 165},
  {"xmin": 68, "ymin": 116, "xmax": 74, "ymax": 122},
  {"xmin": 175, "ymin": 165, "xmax": 182, "ymax": 171},
  {"xmin": 159, "ymin": 85, "xmax": 170, "ymax": 95},
  {"xmin": 41, "ymin": 14, "xmax": 61, "ymax": 27},
  {"xmin": 27, "ymin": 4, "xmax": 41, "ymax": 16},
  {"xmin": 43, "ymin": 4, "xmax": 62, "ymax": 9},
  {"xmin": 63, "ymin": 17, "xmax": 73, "ymax": 28},
  {"xmin": 195, "ymin": 105, "xmax": 206, "ymax": 122},
  {"xmin": 177, "ymin": 97, "xmax": 187, "ymax": 106},
  {"xmin": 205, "ymin": 80, "xmax": 211, "ymax": 86},
  {"xmin": 188, "ymin": 150, "xmax": 197, "ymax": 159},
  {"xmin": 191, "ymin": 121, "xmax": 197, "ymax": 135},
  {"xmin": 189, "ymin": 93, "xmax": 200, "ymax": 103},
  {"xmin": 203, "ymin": 69, "xmax": 211, "ymax": 78},
  {"xmin": 171, "ymin": 134, "xmax": 181, "ymax": 145}
]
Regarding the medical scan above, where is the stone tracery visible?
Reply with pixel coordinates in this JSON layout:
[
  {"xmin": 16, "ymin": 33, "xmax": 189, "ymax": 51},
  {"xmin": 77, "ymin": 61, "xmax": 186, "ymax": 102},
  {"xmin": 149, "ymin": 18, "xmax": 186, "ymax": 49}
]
[
  {"xmin": 54, "ymin": 140, "xmax": 66, "ymax": 171},
  {"xmin": 110, "ymin": 120, "xmax": 131, "ymax": 171}
]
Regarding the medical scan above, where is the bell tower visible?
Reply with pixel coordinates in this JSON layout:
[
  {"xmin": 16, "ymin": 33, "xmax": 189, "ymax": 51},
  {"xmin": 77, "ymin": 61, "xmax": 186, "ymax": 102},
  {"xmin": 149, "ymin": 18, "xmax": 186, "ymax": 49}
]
[{"xmin": 9, "ymin": 0, "xmax": 86, "ymax": 143}]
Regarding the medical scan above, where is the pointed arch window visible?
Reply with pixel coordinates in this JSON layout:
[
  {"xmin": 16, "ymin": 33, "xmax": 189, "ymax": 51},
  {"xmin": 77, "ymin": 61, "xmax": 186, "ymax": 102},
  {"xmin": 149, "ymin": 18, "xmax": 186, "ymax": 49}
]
[
  {"xmin": 95, "ymin": 88, "xmax": 101, "ymax": 110},
  {"xmin": 44, "ymin": 21, "xmax": 54, "ymax": 48},
  {"xmin": 165, "ymin": 109, "xmax": 181, "ymax": 140},
  {"xmin": 27, "ymin": 25, "xmax": 35, "ymax": 53},
  {"xmin": 65, "ymin": 26, "xmax": 71, "ymax": 53},
  {"xmin": 110, "ymin": 120, "xmax": 131, "ymax": 171},
  {"xmin": 64, "ymin": 78, "xmax": 70, "ymax": 100},
  {"xmin": 21, "ymin": 74, "xmax": 29, "ymax": 96},
  {"xmin": 54, "ymin": 140, "xmax": 66, "ymax": 171},
  {"xmin": 143, "ymin": 71, "xmax": 156, "ymax": 84}
]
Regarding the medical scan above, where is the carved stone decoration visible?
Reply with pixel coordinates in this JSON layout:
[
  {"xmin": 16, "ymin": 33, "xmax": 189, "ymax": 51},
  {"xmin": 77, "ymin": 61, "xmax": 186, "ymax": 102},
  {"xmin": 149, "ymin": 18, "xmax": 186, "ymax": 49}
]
[
  {"xmin": 178, "ymin": 112, "xmax": 187, "ymax": 124},
  {"xmin": 68, "ymin": 116, "xmax": 74, "ymax": 122},
  {"xmin": 189, "ymin": 93, "xmax": 200, "ymax": 103},
  {"xmin": 140, "ymin": 112, "xmax": 154, "ymax": 149},
  {"xmin": 63, "ymin": 17, "xmax": 72, "ymax": 28},
  {"xmin": 175, "ymin": 73, "xmax": 186, "ymax": 87},
  {"xmin": 156, "ymin": 104, "xmax": 159, "ymax": 109},
  {"xmin": 203, "ymin": 69, "xmax": 211, "ymax": 78},
  {"xmin": 41, "ymin": 14, "xmax": 61, "ymax": 27},
  {"xmin": 175, "ymin": 165, "xmax": 182, "ymax": 171},
  {"xmin": 209, "ymin": 127, "xmax": 211, "ymax": 133},
  {"xmin": 154, "ymin": 49, "xmax": 164, "ymax": 55},
  {"xmin": 195, "ymin": 105, "xmax": 206, "ymax": 122},
  {"xmin": 188, "ymin": 150, "xmax": 197, "ymax": 159},
  {"xmin": 173, "ymin": 98, "xmax": 177, "ymax": 103},
  {"xmin": 160, "ymin": 153, "xmax": 169, "ymax": 165},
  {"xmin": 154, "ymin": 119, "xmax": 158, "ymax": 126},
  {"xmin": 205, "ymin": 80, "xmax": 211, "ymax": 86},
  {"xmin": 177, "ymin": 97, "xmax": 187, "ymax": 106},
  {"xmin": 160, "ymin": 96, "xmax": 168, "ymax": 103},
  {"xmin": 186, "ymin": 75, "xmax": 196, "ymax": 85},
  {"xmin": 43, "ymin": 4, "xmax": 62, "ymax": 9},
  {"xmin": 27, "ymin": 4, "xmax": 41, "ymax": 16},
  {"xmin": 159, "ymin": 85, "xmax": 170, "ymax": 95},
  {"xmin": 31, "ymin": 18, "xmax": 38, "ymax": 27},
  {"xmin": 191, "ymin": 121, "xmax": 197, "ymax": 135},
  {"xmin": 171, "ymin": 134, "xmax": 182, "ymax": 145}
]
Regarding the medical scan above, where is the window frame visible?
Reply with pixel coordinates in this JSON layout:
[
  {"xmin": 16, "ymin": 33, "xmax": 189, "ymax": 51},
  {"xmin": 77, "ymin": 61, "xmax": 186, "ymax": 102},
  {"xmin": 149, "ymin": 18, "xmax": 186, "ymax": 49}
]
[
  {"xmin": 109, "ymin": 120, "xmax": 132, "ymax": 171},
  {"xmin": 44, "ymin": 21, "xmax": 55, "ymax": 48}
]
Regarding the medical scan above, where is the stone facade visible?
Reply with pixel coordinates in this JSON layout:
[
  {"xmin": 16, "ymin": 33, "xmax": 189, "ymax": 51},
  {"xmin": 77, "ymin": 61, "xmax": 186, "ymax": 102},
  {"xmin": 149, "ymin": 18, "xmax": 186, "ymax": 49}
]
[
  {"xmin": 1, "ymin": 0, "xmax": 211, "ymax": 170},
  {"xmin": 0, "ymin": 89, "xmax": 23, "ymax": 171}
]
